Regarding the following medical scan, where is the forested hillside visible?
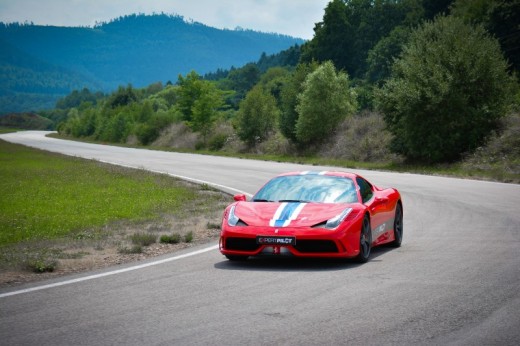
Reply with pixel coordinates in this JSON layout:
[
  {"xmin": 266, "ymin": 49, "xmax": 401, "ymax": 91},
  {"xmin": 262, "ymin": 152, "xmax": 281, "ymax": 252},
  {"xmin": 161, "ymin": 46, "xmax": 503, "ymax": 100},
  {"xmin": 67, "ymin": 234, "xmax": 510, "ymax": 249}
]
[
  {"xmin": 10, "ymin": 0, "xmax": 520, "ymax": 179},
  {"xmin": 0, "ymin": 13, "xmax": 303, "ymax": 114}
]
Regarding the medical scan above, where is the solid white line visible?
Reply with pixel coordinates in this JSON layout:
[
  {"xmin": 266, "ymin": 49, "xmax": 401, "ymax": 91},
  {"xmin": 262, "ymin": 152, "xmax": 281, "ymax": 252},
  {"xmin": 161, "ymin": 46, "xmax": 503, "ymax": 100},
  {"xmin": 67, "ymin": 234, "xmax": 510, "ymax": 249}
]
[{"xmin": 0, "ymin": 245, "xmax": 219, "ymax": 299}]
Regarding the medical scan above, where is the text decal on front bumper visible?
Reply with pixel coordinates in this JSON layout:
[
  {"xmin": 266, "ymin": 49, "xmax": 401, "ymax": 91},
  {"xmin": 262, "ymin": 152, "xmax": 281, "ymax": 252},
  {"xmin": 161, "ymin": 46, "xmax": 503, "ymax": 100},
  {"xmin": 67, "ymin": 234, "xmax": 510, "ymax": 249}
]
[{"xmin": 256, "ymin": 236, "xmax": 296, "ymax": 246}]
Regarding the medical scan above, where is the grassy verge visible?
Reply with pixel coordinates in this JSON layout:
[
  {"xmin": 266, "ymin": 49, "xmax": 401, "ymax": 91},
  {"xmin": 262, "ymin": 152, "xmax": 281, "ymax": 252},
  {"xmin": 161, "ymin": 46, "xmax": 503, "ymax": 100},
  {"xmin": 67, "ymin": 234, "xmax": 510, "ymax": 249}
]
[
  {"xmin": 0, "ymin": 139, "xmax": 229, "ymax": 278},
  {"xmin": 0, "ymin": 127, "xmax": 20, "ymax": 134},
  {"xmin": 0, "ymin": 139, "xmax": 195, "ymax": 245}
]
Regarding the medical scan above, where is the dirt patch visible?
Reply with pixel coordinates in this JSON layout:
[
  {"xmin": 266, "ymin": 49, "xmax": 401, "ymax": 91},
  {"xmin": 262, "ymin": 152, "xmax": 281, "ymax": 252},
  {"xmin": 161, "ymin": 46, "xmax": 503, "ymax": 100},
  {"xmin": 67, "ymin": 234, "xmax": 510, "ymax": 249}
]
[{"xmin": 0, "ymin": 235, "xmax": 218, "ymax": 288}]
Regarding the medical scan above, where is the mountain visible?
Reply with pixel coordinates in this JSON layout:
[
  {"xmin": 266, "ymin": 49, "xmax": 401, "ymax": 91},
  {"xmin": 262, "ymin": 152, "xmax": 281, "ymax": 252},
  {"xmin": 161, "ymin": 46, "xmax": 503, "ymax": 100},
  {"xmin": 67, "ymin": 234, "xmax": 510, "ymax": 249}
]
[{"xmin": 0, "ymin": 13, "xmax": 304, "ymax": 114}]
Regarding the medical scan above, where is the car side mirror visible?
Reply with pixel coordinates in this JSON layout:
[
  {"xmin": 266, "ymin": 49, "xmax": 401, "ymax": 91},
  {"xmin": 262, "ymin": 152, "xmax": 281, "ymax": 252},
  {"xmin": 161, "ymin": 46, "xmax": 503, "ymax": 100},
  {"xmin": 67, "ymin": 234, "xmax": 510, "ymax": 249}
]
[{"xmin": 233, "ymin": 194, "xmax": 247, "ymax": 202}]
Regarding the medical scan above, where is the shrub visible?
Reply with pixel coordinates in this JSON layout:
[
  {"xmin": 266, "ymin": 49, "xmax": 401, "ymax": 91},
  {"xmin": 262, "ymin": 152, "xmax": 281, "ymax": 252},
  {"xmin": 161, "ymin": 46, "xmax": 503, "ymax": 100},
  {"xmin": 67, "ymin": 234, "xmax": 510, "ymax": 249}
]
[
  {"xmin": 118, "ymin": 245, "xmax": 143, "ymax": 254},
  {"xmin": 377, "ymin": 16, "xmax": 515, "ymax": 163},
  {"xmin": 160, "ymin": 233, "xmax": 181, "ymax": 244},
  {"xmin": 319, "ymin": 111, "xmax": 401, "ymax": 163},
  {"xmin": 463, "ymin": 113, "xmax": 520, "ymax": 179},
  {"xmin": 130, "ymin": 232, "xmax": 156, "ymax": 246},
  {"xmin": 151, "ymin": 123, "xmax": 200, "ymax": 150},
  {"xmin": 207, "ymin": 133, "xmax": 228, "ymax": 151},
  {"xmin": 295, "ymin": 61, "xmax": 357, "ymax": 146},
  {"xmin": 184, "ymin": 231, "xmax": 194, "ymax": 243},
  {"xmin": 236, "ymin": 85, "xmax": 278, "ymax": 147},
  {"xmin": 25, "ymin": 259, "xmax": 58, "ymax": 273}
]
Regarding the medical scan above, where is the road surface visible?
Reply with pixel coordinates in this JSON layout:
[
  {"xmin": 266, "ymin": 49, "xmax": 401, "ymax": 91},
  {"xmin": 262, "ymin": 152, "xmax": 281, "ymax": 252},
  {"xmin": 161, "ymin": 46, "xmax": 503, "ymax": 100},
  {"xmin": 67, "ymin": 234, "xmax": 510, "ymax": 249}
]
[{"xmin": 1, "ymin": 131, "xmax": 519, "ymax": 345}]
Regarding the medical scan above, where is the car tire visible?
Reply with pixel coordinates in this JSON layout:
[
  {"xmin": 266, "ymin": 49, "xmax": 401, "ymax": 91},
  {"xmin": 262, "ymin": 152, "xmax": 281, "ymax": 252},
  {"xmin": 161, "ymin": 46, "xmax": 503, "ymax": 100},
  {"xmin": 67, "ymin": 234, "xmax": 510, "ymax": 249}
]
[
  {"xmin": 225, "ymin": 255, "xmax": 249, "ymax": 261},
  {"xmin": 356, "ymin": 215, "xmax": 372, "ymax": 263},
  {"xmin": 390, "ymin": 203, "xmax": 403, "ymax": 248}
]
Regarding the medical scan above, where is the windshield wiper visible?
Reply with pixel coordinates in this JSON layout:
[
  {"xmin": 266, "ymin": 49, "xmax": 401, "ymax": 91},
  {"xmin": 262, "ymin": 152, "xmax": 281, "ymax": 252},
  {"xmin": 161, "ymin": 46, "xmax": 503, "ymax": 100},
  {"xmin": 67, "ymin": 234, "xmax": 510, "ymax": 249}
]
[{"xmin": 252, "ymin": 199, "xmax": 272, "ymax": 202}]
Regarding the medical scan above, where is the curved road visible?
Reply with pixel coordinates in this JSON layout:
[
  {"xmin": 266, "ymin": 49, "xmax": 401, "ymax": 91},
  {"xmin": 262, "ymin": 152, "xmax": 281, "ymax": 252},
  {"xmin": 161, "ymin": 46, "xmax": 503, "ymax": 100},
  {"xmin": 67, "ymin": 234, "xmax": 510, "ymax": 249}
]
[{"xmin": 1, "ymin": 131, "xmax": 519, "ymax": 345}]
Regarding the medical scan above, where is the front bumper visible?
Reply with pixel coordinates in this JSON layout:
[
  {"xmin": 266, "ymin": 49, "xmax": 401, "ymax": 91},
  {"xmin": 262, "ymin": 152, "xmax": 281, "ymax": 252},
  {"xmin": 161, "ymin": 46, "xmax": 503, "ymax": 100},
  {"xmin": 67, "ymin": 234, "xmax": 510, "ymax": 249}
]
[{"xmin": 219, "ymin": 225, "xmax": 361, "ymax": 259}]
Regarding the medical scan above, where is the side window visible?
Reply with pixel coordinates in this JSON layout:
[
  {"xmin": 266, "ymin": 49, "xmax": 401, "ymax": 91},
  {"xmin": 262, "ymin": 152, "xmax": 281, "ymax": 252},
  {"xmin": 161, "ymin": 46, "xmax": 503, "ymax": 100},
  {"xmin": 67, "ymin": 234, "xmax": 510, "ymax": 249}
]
[{"xmin": 356, "ymin": 177, "xmax": 374, "ymax": 204}]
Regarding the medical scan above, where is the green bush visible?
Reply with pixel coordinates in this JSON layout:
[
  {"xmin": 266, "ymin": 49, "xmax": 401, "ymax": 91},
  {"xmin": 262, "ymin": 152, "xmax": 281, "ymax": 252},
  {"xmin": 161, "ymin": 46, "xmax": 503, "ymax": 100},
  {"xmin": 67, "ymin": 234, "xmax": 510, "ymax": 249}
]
[
  {"xmin": 377, "ymin": 16, "xmax": 516, "ymax": 163},
  {"xmin": 207, "ymin": 133, "xmax": 228, "ymax": 151},
  {"xmin": 130, "ymin": 232, "xmax": 157, "ymax": 246},
  {"xmin": 184, "ymin": 231, "xmax": 194, "ymax": 243},
  {"xmin": 236, "ymin": 85, "xmax": 278, "ymax": 147},
  {"xmin": 295, "ymin": 61, "xmax": 357, "ymax": 146},
  {"xmin": 160, "ymin": 233, "xmax": 181, "ymax": 244},
  {"xmin": 118, "ymin": 245, "xmax": 143, "ymax": 254},
  {"xmin": 25, "ymin": 259, "xmax": 58, "ymax": 273}
]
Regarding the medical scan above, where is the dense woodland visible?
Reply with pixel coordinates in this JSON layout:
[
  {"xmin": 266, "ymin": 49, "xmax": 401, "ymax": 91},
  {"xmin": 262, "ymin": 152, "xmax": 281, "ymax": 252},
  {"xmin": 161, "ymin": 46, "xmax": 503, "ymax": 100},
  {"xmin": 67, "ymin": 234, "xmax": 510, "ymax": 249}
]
[
  {"xmin": 5, "ymin": 0, "xmax": 520, "ymax": 170},
  {"xmin": 0, "ymin": 13, "xmax": 303, "ymax": 113}
]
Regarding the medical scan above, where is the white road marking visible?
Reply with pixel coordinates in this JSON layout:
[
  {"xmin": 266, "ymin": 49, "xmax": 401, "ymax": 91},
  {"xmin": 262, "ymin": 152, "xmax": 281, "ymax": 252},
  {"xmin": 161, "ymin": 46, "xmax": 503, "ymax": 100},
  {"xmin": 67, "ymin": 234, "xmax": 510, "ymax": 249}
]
[{"xmin": 0, "ymin": 245, "xmax": 219, "ymax": 298}]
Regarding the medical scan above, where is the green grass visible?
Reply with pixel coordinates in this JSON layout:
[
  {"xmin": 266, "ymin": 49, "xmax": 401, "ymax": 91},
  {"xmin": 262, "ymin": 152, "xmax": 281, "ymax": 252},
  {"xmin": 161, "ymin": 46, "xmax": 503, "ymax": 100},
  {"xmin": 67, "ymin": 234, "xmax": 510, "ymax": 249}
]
[
  {"xmin": 0, "ymin": 127, "xmax": 20, "ymax": 134},
  {"xmin": 0, "ymin": 139, "xmax": 194, "ymax": 246}
]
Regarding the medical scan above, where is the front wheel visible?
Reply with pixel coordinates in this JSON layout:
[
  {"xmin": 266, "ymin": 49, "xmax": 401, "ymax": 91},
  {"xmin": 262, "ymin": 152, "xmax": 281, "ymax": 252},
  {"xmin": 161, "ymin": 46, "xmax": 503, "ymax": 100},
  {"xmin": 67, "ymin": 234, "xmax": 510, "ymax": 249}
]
[
  {"xmin": 356, "ymin": 216, "xmax": 372, "ymax": 263},
  {"xmin": 390, "ymin": 203, "xmax": 403, "ymax": 248}
]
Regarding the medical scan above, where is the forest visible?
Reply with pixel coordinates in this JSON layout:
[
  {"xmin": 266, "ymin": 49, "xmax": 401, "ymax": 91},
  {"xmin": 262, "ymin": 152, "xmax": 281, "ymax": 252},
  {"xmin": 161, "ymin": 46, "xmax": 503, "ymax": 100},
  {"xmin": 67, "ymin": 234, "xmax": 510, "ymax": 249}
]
[
  {"xmin": 11, "ymin": 0, "xmax": 520, "ymax": 177},
  {"xmin": 0, "ymin": 13, "xmax": 303, "ymax": 113}
]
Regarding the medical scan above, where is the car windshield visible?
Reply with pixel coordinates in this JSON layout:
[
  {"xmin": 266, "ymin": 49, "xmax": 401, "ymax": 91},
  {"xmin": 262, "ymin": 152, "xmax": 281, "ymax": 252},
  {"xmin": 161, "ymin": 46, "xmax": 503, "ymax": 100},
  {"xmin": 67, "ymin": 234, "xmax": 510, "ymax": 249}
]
[{"xmin": 252, "ymin": 174, "xmax": 358, "ymax": 203}]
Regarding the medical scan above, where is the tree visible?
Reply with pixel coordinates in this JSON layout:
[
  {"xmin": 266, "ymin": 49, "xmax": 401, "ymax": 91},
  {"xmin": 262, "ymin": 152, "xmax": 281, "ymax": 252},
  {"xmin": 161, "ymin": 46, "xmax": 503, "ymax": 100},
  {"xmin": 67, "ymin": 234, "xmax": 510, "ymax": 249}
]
[
  {"xmin": 190, "ymin": 82, "xmax": 225, "ymax": 142},
  {"xmin": 236, "ymin": 85, "xmax": 279, "ymax": 147},
  {"xmin": 377, "ymin": 15, "xmax": 516, "ymax": 163},
  {"xmin": 300, "ymin": 0, "xmax": 351, "ymax": 72},
  {"xmin": 295, "ymin": 61, "xmax": 358, "ymax": 146},
  {"xmin": 301, "ymin": 0, "xmax": 425, "ymax": 78},
  {"xmin": 279, "ymin": 62, "xmax": 319, "ymax": 142},
  {"xmin": 107, "ymin": 85, "xmax": 138, "ymax": 109},
  {"xmin": 175, "ymin": 71, "xmax": 203, "ymax": 122},
  {"xmin": 451, "ymin": 0, "xmax": 520, "ymax": 73},
  {"xmin": 175, "ymin": 71, "xmax": 226, "ymax": 139},
  {"xmin": 422, "ymin": 0, "xmax": 455, "ymax": 19},
  {"xmin": 366, "ymin": 26, "xmax": 412, "ymax": 84},
  {"xmin": 257, "ymin": 67, "xmax": 290, "ymax": 106},
  {"xmin": 220, "ymin": 63, "xmax": 261, "ymax": 108}
]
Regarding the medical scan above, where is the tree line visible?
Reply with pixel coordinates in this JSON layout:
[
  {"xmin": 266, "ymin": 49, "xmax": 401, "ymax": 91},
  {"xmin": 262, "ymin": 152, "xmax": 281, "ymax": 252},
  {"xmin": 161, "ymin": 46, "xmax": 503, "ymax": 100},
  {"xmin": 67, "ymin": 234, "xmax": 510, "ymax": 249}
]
[{"xmin": 56, "ymin": 0, "xmax": 519, "ymax": 164}]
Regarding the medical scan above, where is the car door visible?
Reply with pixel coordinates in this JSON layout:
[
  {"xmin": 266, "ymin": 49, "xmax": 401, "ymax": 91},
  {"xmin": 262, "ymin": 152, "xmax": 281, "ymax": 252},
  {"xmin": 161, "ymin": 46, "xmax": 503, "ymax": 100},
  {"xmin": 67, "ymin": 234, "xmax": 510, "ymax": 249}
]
[{"xmin": 356, "ymin": 177, "xmax": 389, "ymax": 244}]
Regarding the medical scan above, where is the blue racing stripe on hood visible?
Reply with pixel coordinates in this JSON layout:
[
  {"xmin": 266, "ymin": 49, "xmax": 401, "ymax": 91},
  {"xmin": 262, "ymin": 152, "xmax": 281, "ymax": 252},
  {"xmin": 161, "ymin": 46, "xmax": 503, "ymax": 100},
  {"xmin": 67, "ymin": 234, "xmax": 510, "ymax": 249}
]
[{"xmin": 271, "ymin": 202, "xmax": 305, "ymax": 227}]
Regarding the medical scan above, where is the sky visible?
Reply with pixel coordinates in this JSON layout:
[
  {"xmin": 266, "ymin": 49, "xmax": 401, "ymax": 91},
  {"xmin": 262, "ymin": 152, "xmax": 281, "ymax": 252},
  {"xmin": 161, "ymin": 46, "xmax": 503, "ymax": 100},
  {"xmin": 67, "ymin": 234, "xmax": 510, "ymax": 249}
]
[{"xmin": 0, "ymin": 0, "xmax": 331, "ymax": 39}]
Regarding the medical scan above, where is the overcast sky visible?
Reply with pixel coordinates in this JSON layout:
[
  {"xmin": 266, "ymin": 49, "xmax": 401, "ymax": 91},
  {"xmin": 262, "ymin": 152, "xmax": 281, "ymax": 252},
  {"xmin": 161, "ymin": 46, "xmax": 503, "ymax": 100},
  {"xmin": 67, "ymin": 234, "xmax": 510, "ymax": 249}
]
[{"xmin": 0, "ymin": 0, "xmax": 330, "ymax": 39}]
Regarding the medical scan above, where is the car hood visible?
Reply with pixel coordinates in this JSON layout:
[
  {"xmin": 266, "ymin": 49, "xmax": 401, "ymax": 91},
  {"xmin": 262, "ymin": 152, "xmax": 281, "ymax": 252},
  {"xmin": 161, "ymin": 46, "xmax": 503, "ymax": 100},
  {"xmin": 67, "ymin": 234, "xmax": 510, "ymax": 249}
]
[{"xmin": 233, "ymin": 202, "xmax": 355, "ymax": 228}]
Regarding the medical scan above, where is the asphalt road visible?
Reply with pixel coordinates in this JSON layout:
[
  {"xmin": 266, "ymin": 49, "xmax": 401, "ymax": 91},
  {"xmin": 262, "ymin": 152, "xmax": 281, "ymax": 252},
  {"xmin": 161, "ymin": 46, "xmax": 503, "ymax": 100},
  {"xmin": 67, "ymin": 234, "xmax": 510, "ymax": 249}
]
[{"xmin": 1, "ymin": 131, "xmax": 519, "ymax": 345}]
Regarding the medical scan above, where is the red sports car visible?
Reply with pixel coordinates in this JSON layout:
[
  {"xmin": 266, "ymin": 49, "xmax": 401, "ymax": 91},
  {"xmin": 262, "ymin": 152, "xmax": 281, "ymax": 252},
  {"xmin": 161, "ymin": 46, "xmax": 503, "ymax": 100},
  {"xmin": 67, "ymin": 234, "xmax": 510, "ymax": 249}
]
[{"xmin": 219, "ymin": 171, "xmax": 403, "ymax": 262}]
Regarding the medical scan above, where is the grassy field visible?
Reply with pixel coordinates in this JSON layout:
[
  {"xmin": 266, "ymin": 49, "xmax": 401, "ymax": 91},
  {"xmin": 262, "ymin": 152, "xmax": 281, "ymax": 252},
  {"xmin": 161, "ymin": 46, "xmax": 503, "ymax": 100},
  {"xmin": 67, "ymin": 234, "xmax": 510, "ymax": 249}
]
[
  {"xmin": 0, "ymin": 139, "xmax": 230, "ymax": 279},
  {"xmin": 0, "ymin": 139, "xmax": 200, "ymax": 245}
]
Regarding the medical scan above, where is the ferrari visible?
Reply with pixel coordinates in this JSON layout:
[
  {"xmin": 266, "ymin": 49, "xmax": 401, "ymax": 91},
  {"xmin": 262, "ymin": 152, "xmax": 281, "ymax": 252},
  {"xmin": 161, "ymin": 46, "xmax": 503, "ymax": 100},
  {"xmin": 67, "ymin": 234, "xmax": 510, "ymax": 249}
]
[{"xmin": 219, "ymin": 171, "xmax": 403, "ymax": 263}]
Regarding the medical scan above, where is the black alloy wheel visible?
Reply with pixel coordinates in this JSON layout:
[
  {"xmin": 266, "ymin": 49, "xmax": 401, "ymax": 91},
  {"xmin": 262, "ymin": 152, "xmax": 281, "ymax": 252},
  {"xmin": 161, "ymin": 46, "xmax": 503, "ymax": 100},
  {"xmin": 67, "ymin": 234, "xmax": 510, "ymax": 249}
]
[
  {"xmin": 356, "ymin": 216, "xmax": 372, "ymax": 263},
  {"xmin": 390, "ymin": 203, "xmax": 403, "ymax": 248}
]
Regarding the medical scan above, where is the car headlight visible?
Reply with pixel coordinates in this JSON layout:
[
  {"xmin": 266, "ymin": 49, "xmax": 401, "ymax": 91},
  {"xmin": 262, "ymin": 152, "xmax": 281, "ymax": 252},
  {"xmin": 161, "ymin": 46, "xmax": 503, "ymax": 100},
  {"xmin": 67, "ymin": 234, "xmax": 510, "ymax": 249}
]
[
  {"xmin": 227, "ymin": 205, "xmax": 240, "ymax": 226},
  {"xmin": 324, "ymin": 208, "xmax": 353, "ymax": 229}
]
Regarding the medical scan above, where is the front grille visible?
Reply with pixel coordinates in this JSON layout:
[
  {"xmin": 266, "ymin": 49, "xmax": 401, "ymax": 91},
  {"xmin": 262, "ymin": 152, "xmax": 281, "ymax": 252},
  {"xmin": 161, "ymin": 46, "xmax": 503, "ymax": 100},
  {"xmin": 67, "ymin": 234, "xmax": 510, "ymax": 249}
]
[
  {"xmin": 225, "ymin": 237, "xmax": 259, "ymax": 251},
  {"xmin": 294, "ymin": 240, "xmax": 338, "ymax": 253}
]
